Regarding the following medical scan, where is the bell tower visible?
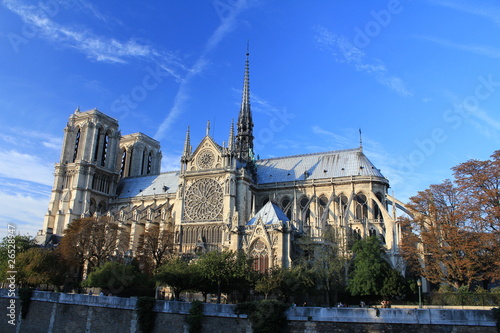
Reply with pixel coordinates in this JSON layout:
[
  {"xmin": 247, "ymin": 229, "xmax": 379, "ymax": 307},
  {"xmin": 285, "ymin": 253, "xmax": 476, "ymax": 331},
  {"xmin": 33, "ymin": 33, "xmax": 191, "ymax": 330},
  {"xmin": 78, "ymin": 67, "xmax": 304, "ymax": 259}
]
[{"xmin": 43, "ymin": 108, "xmax": 121, "ymax": 236}]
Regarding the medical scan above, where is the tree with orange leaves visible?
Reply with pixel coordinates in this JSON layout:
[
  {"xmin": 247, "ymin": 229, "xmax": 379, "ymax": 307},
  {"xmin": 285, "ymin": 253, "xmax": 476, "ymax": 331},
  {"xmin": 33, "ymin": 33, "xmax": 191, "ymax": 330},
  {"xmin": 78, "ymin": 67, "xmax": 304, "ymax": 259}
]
[{"xmin": 400, "ymin": 151, "xmax": 500, "ymax": 290}]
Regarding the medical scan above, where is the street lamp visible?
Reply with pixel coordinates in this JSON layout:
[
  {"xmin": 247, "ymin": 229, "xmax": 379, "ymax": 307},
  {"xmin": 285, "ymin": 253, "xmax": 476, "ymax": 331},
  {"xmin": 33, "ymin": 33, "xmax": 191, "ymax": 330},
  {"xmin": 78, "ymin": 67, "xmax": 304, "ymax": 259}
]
[{"xmin": 417, "ymin": 279, "xmax": 422, "ymax": 309}]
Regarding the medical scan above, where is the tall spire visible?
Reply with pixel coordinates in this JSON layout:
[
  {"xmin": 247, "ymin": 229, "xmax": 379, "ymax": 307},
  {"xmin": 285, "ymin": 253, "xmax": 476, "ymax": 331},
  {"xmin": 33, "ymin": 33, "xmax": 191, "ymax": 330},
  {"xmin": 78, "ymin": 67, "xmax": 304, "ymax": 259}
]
[
  {"xmin": 236, "ymin": 44, "xmax": 254, "ymax": 162},
  {"xmin": 228, "ymin": 119, "xmax": 235, "ymax": 151},
  {"xmin": 182, "ymin": 126, "xmax": 191, "ymax": 160}
]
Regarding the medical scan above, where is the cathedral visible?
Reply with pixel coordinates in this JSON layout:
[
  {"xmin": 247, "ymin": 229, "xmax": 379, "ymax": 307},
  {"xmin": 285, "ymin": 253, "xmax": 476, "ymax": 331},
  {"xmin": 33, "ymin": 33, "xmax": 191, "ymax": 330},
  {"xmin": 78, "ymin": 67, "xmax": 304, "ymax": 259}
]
[{"xmin": 40, "ymin": 53, "xmax": 406, "ymax": 270}]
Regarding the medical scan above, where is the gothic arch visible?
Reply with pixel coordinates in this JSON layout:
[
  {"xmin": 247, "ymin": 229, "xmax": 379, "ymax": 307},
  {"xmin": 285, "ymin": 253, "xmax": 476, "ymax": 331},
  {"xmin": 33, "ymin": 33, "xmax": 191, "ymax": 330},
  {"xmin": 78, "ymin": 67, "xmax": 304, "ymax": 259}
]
[
  {"xmin": 249, "ymin": 238, "xmax": 269, "ymax": 273},
  {"xmin": 280, "ymin": 196, "xmax": 292, "ymax": 220},
  {"xmin": 73, "ymin": 127, "xmax": 81, "ymax": 162},
  {"xmin": 355, "ymin": 193, "xmax": 368, "ymax": 220}
]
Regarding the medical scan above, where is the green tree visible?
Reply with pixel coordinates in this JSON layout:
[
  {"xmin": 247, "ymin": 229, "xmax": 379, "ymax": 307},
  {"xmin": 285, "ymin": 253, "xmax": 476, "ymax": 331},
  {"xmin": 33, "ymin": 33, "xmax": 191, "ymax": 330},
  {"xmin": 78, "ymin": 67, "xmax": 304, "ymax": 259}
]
[
  {"xmin": 255, "ymin": 267, "xmax": 282, "ymax": 299},
  {"xmin": 155, "ymin": 257, "xmax": 195, "ymax": 301},
  {"xmin": 348, "ymin": 236, "xmax": 405, "ymax": 298},
  {"xmin": 302, "ymin": 227, "xmax": 349, "ymax": 306},
  {"xmin": 16, "ymin": 247, "xmax": 67, "ymax": 288},
  {"xmin": 82, "ymin": 261, "xmax": 151, "ymax": 296},
  {"xmin": 0, "ymin": 234, "xmax": 37, "ymax": 283},
  {"xmin": 193, "ymin": 250, "xmax": 235, "ymax": 303},
  {"xmin": 255, "ymin": 265, "xmax": 314, "ymax": 302}
]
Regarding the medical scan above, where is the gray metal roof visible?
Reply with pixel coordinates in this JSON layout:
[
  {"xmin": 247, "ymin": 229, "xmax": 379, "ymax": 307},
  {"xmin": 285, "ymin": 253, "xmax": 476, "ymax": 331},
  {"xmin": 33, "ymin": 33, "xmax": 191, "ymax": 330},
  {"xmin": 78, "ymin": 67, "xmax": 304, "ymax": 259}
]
[
  {"xmin": 254, "ymin": 148, "xmax": 385, "ymax": 184},
  {"xmin": 116, "ymin": 171, "xmax": 179, "ymax": 199},
  {"xmin": 247, "ymin": 201, "xmax": 289, "ymax": 225}
]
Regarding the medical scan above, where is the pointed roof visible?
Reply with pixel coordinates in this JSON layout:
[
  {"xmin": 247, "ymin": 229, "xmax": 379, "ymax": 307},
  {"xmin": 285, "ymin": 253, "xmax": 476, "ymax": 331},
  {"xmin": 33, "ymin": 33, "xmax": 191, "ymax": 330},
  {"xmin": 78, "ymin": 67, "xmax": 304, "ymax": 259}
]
[
  {"xmin": 247, "ymin": 201, "xmax": 289, "ymax": 226},
  {"xmin": 182, "ymin": 126, "xmax": 191, "ymax": 159},
  {"xmin": 228, "ymin": 119, "xmax": 235, "ymax": 151},
  {"xmin": 236, "ymin": 48, "xmax": 254, "ymax": 161},
  {"xmin": 238, "ymin": 50, "xmax": 252, "ymax": 128}
]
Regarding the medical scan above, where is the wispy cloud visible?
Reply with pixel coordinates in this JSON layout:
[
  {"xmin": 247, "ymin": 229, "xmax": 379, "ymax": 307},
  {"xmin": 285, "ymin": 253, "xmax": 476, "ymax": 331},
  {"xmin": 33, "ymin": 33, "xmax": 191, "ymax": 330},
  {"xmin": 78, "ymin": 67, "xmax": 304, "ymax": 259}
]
[
  {"xmin": 315, "ymin": 27, "xmax": 412, "ymax": 97},
  {"xmin": 0, "ymin": 190, "xmax": 50, "ymax": 238},
  {"xmin": 311, "ymin": 126, "xmax": 351, "ymax": 148},
  {"xmin": 3, "ymin": 0, "xmax": 184, "ymax": 73},
  {"xmin": 433, "ymin": 0, "xmax": 500, "ymax": 26},
  {"xmin": 0, "ymin": 126, "xmax": 62, "ymax": 150},
  {"xmin": 154, "ymin": 0, "xmax": 253, "ymax": 140},
  {"xmin": 0, "ymin": 149, "xmax": 54, "ymax": 186},
  {"xmin": 416, "ymin": 35, "xmax": 500, "ymax": 59}
]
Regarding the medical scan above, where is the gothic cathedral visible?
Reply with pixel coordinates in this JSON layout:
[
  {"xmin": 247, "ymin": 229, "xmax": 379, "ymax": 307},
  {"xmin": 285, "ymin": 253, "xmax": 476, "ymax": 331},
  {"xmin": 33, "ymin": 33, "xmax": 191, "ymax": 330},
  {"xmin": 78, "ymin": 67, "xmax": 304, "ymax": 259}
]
[{"xmin": 40, "ymin": 52, "xmax": 406, "ymax": 270}]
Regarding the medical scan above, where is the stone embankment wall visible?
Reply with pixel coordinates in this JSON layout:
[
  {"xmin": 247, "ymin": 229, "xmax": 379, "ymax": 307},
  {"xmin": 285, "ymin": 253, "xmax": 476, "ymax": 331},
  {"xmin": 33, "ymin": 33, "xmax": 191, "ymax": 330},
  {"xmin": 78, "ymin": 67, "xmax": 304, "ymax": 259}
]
[{"xmin": 0, "ymin": 290, "xmax": 496, "ymax": 333}]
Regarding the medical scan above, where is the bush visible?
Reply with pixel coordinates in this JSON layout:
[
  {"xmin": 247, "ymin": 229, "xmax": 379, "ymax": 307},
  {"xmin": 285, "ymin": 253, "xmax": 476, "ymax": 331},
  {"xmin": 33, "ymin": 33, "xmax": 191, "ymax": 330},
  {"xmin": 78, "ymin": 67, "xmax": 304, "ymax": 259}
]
[
  {"xmin": 235, "ymin": 299, "xmax": 289, "ymax": 333},
  {"xmin": 186, "ymin": 300, "xmax": 204, "ymax": 333}
]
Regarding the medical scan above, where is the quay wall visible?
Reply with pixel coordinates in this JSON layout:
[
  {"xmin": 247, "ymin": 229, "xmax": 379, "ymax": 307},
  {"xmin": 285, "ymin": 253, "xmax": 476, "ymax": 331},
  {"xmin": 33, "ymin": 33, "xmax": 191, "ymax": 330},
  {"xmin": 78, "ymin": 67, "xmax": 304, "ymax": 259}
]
[{"xmin": 0, "ymin": 290, "xmax": 496, "ymax": 332}]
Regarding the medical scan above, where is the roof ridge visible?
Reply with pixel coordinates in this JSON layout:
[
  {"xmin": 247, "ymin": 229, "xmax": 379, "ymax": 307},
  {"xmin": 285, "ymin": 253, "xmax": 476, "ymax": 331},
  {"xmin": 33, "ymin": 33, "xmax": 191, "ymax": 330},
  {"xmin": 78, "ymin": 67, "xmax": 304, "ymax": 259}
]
[
  {"xmin": 120, "ymin": 170, "xmax": 180, "ymax": 181},
  {"xmin": 256, "ymin": 147, "xmax": 362, "ymax": 162}
]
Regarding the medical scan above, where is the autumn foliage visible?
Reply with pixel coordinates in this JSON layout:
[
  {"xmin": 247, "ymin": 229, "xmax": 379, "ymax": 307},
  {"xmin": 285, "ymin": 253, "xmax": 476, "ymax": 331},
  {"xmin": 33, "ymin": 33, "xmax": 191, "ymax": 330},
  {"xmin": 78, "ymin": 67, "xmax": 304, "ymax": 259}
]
[{"xmin": 400, "ymin": 151, "xmax": 500, "ymax": 290}]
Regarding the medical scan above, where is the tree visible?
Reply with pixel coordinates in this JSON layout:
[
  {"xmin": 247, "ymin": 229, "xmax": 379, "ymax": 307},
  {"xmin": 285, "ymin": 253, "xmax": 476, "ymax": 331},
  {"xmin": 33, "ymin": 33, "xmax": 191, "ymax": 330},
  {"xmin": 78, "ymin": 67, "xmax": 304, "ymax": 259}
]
[
  {"xmin": 82, "ymin": 261, "xmax": 152, "ymax": 296},
  {"xmin": 303, "ymin": 227, "xmax": 349, "ymax": 306},
  {"xmin": 58, "ymin": 216, "xmax": 124, "ymax": 279},
  {"xmin": 255, "ymin": 267, "xmax": 282, "ymax": 299},
  {"xmin": 16, "ymin": 247, "xmax": 67, "ymax": 288},
  {"xmin": 193, "ymin": 250, "xmax": 235, "ymax": 303},
  {"xmin": 452, "ymin": 150, "xmax": 500, "ymax": 283},
  {"xmin": 155, "ymin": 257, "xmax": 195, "ymax": 301},
  {"xmin": 136, "ymin": 224, "xmax": 175, "ymax": 274},
  {"xmin": 348, "ymin": 236, "xmax": 405, "ymax": 298},
  {"xmin": 0, "ymin": 234, "xmax": 37, "ymax": 283},
  {"xmin": 255, "ymin": 265, "xmax": 314, "ymax": 303},
  {"xmin": 400, "ymin": 174, "xmax": 498, "ymax": 290}
]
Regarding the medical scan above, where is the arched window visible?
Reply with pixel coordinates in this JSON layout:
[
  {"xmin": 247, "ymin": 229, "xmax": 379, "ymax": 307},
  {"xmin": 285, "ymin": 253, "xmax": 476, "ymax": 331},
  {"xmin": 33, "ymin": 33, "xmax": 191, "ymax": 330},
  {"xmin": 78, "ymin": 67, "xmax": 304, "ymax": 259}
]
[
  {"xmin": 318, "ymin": 195, "xmax": 329, "ymax": 221},
  {"xmin": 250, "ymin": 239, "xmax": 269, "ymax": 273},
  {"xmin": 98, "ymin": 201, "xmax": 107, "ymax": 214},
  {"xmin": 89, "ymin": 198, "xmax": 96, "ymax": 215},
  {"xmin": 300, "ymin": 197, "xmax": 310, "ymax": 218},
  {"xmin": 73, "ymin": 129, "xmax": 81, "ymax": 162},
  {"xmin": 120, "ymin": 149, "xmax": 127, "ymax": 178},
  {"xmin": 141, "ymin": 150, "xmax": 147, "ymax": 175},
  {"xmin": 373, "ymin": 193, "xmax": 384, "ymax": 220},
  {"xmin": 281, "ymin": 197, "xmax": 292, "ymax": 220},
  {"xmin": 100, "ymin": 131, "xmax": 109, "ymax": 167},
  {"xmin": 339, "ymin": 194, "xmax": 348, "ymax": 219},
  {"xmin": 355, "ymin": 193, "xmax": 368, "ymax": 220},
  {"xmin": 94, "ymin": 128, "xmax": 101, "ymax": 161},
  {"xmin": 147, "ymin": 151, "xmax": 153, "ymax": 174}
]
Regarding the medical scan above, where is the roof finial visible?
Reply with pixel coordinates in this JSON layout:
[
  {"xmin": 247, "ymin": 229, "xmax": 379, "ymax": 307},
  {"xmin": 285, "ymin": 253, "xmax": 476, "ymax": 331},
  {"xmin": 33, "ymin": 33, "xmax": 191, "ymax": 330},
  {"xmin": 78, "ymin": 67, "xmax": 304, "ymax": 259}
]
[
  {"xmin": 182, "ymin": 126, "xmax": 191, "ymax": 158},
  {"xmin": 206, "ymin": 120, "xmax": 211, "ymax": 137},
  {"xmin": 359, "ymin": 128, "xmax": 363, "ymax": 151},
  {"xmin": 228, "ymin": 119, "xmax": 235, "ymax": 151}
]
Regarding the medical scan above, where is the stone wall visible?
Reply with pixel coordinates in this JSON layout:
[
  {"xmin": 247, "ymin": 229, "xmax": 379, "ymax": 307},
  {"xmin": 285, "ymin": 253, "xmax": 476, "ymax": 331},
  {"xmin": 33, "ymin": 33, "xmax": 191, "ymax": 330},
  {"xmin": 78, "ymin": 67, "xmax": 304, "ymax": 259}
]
[{"xmin": 0, "ymin": 290, "xmax": 496, "ymax": 333}]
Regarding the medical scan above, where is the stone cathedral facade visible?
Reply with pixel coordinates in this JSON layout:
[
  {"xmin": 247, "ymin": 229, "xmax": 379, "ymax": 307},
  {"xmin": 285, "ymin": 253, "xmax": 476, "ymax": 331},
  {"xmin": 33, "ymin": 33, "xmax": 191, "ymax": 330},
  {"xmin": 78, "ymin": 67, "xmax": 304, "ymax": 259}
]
[{"xmin": 40, "ymin": 54, "xmax": 406, "ymax": 270}]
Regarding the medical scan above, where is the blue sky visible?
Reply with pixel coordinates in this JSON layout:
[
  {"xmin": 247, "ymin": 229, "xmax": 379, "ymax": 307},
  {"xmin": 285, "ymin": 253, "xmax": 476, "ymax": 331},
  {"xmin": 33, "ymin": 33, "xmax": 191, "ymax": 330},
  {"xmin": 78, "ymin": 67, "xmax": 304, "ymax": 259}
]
[{"xmin": 1, "ymin": 0, "xmax": 500, "ymax": 239}]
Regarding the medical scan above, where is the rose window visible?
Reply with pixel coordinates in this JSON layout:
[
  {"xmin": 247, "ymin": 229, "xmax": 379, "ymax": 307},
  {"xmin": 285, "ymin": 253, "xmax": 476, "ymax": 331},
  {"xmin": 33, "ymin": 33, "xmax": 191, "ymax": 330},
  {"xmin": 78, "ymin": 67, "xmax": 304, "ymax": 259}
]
[{"xmin": 184, "ymin": 178, "xmax": 223, "ymax": 221}]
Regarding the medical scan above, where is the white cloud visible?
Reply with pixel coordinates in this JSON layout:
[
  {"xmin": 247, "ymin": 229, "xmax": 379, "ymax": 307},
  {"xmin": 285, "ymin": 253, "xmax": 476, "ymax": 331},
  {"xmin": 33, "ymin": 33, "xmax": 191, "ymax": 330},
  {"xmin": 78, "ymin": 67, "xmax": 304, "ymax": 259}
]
[
  {"xmin": 433, "ymin": 1, "xmax": 500, "ymax": 26},
  {"xmin": 0, "ymin": 190, "xmax": 49, "ymax": 239},
  {"xmin": 417, "ymin": 35, "xmax": 500, "ymax": 59},
  {"xmin": 0, "ymin": 149, "xmax": 54, "ymax": 186},
  {"xmin": 315, "ymin": 27, "xmax": 412, "ymax": 97},
  {"xmin": 311, "ymin": 126, "xmax": 351, "ymax": 148},
  {"xmin": 3, "ymin": 0, "xmax": 184, "ymax": 74},
  {"xmin": 154, "ymin": 0, "xmax": 252, "ymax": 140}
]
